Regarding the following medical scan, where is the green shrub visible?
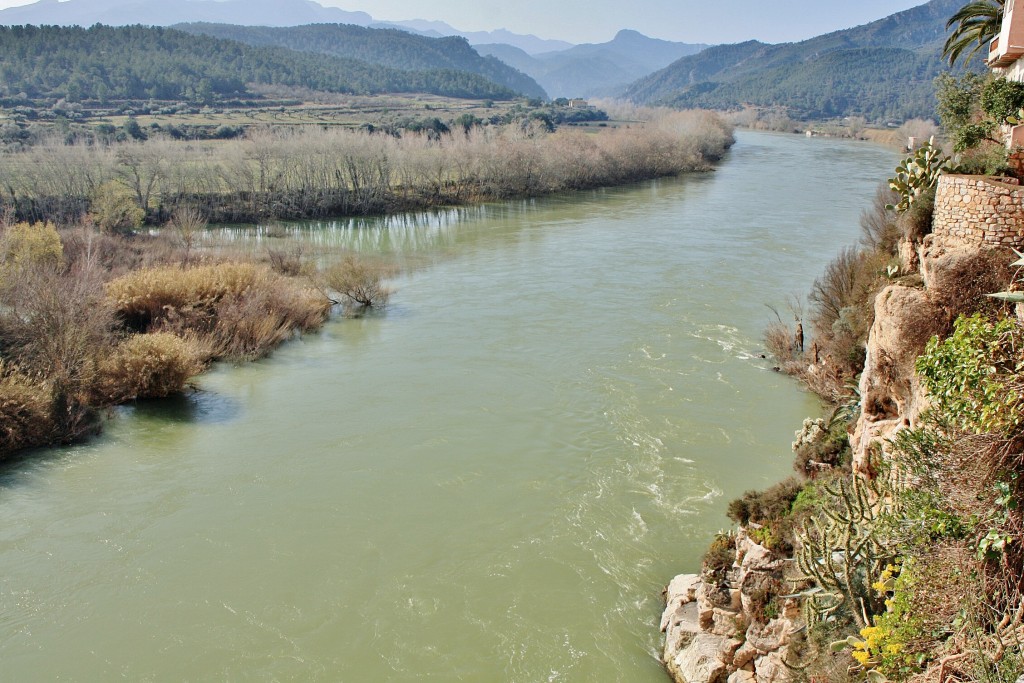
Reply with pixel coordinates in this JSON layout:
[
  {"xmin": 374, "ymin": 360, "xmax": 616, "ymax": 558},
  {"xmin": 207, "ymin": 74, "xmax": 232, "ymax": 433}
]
[
  {"xmin": 981, "ymin": 77, "xmax": 1024, "ymax": 124},
  {"xmin": 1, "ymin": 221, "xmax": 63, "ymax": 271},
  {"xmin": 702, "ymin": 532, "xmax": 736, "ymax": 581},
  {"xmin": 91, "ymin": 181, "xmax": 144, "ymax": 233},
  {"xmin": 727, "ymin": 477, "xmax": 805, "ymax": 526},
  {"xmin": 916, "ymin": 314, "xmax": 1024, "ymax": 436}
]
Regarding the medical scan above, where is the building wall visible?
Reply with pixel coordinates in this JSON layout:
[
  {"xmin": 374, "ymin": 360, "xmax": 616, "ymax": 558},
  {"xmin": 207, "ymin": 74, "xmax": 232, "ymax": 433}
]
[{"xmin": 932, "ymin": 173, "xmax": 1024, "ymax": 246}]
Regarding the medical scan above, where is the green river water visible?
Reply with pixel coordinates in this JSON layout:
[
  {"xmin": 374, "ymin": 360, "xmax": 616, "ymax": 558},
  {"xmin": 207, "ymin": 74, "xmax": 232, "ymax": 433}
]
[{"xmin": 0, "ymin": 131, "xmax": 896, "ymax": 681}]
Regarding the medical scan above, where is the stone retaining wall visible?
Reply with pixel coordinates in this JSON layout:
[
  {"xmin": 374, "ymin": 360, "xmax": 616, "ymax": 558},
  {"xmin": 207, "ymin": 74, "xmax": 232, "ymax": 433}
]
[{"xmin": 932, "ymin": 174, "xmax": 1024, "ymax": 247}]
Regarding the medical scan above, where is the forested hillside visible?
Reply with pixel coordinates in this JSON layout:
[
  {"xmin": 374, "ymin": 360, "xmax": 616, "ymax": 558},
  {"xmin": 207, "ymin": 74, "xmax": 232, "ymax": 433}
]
[
  {"xmin": 625, "ymin": 0, "xmax": 974, "ymax": 121},
  {"xmin": 0, "ymin": 24, "xmax": 520, "ymax": 103},
  {"xmin": 174, "ymin": 23, "xmax": 547, "ymax": 99}
]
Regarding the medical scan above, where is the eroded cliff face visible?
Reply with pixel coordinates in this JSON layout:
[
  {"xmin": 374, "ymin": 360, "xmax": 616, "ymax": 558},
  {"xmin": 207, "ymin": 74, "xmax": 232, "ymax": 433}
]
[
  {"xmin": 662, "ymin": 231, "xmax": 1015, "ymax": 683},
  {"xmin": 851, "ymin": 233, "xmax": 1013, "ymax": 473}
]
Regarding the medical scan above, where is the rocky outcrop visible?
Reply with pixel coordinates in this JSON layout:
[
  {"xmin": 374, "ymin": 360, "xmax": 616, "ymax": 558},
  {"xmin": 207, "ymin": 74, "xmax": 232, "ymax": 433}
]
[{"xmin": 660, "ymin": 532, "xmax": 804, "ymax": 683}]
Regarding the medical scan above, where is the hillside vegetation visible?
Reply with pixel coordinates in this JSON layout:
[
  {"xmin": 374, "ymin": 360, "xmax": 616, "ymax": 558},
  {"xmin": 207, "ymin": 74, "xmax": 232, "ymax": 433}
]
[
  {"xmin": 0, "ymin": 24, "xmax": 521, "ymax": 104},
  {"xmin": 173, "ymin": 23, "xmax": 547, "ymax": 100},
  {"xmin": 626, "ymin": 0, "xmax": 975, "ymax": 121}
]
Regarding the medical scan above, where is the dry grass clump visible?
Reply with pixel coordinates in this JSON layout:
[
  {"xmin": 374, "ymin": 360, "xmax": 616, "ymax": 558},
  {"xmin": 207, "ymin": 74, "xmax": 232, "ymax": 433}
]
[
  {"xmin": 93, "ymin": 332, "xmax": 207, "ymax": 404},
  {"xmin": 107, "ymin": 261, "xmax": 330, "ymax": 359},
  {"xmin": 0, "ymin": 365, "xmax": 56, "ymax": 455},
  {"xmin": 107, "ymin": 262, "xmax": 269, "ymax": 328},
  {"xmin": 209, "ymin": 285, "xmax": 328, "ymax": 360}
]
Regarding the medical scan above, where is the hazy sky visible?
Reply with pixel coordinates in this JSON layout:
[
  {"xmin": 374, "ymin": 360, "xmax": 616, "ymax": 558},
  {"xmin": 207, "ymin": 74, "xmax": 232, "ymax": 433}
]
[{"xmin": 0, "ymin": 0, "xmax": 933, "ymax": 44}]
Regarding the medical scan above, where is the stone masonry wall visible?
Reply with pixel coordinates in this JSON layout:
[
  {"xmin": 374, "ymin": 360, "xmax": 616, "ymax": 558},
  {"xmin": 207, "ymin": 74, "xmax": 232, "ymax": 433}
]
[{"xmin": 932, "ymin": 174, "xmax": 1024, "ymax": 247}]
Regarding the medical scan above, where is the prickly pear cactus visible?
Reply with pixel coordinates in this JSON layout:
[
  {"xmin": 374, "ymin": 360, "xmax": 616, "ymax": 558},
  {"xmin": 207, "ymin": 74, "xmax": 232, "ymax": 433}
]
[{"xmin": 886, "ymin": 137, "xmax": 950, "ymax": 213}]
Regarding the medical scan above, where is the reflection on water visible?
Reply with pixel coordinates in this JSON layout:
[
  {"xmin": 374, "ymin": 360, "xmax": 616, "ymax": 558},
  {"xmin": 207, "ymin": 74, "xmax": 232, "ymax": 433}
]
[{"xmin": 0, "ymin": 132, "xmax": 896, "ymax": 681}]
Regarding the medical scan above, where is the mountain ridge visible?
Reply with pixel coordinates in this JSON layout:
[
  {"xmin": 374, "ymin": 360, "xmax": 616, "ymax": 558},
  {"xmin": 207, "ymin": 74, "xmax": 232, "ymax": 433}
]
[{"xmin": 624, "ymin": 0, "xmax": 971, "ymax": 121}]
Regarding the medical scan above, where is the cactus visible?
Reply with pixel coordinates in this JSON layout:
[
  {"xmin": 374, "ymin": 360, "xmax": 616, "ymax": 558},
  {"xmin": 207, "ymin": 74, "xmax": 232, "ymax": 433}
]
[
  {"xmin": 886, "ymin": 138, "xmax": 950, "ymax": 213},
  {"xmin": 793, "ymin": 473, "xmax": 898, "ymax": 629}
]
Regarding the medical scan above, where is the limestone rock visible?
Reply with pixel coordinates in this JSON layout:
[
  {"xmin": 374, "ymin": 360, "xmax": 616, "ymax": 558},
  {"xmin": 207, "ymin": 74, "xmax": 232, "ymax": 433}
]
[
  {"xmin": 727, "ymin": 670, "xmax": 757, "ymax": 683},
  {"xmin": 753, "ymin": 651, "xmax": 789, "ymax": 683},
  {"xmin": 661, "ymin": 574, "xmax": 702, "ymax": 632},
  {"xmin": 745, "ymin": 618, "xmax": 788, "ymax": 653},
  {"xmin": 732, "ymin": 642, "xmax": 757, "ymax": 668},
  {"xmin": 666, "ymin": 632, "xmax": 732, "ymax": 683},
  {"xmin": 709, "ymin": 607, "xmax": 742, "ymax": 637}
]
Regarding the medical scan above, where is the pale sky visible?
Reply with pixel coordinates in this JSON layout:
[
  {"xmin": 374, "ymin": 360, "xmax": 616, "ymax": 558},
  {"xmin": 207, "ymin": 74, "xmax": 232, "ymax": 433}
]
[{"xmin": 0, "ymin": 0, "xmax": 935, "ymax": 44}]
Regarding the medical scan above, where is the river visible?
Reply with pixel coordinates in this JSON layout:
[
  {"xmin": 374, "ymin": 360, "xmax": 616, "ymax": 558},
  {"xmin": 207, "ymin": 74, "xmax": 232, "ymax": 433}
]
[{"xmin": 0, "ymin": 131, "xmax": 896, "ymax": 681}]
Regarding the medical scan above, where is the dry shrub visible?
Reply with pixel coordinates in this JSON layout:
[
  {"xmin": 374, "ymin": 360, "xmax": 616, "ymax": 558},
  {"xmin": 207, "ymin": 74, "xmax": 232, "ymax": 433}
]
[
  {"xmin": 764, "ymin": 318, "xmax": 802, "ymax": 372},
  {"xmin": 209, "ymin": 284, "xmax": 328, "ymax": 360},
  {"xmin": 0, "ymin": 365, "xmax": 56, "ymax": 455},
  {"xmin": 267, "ymin": 245, "xmax": 309, "ymax": 277},
  {"xmin": 860, "ymin": 184, "xmax": 901, "ymax": 253},
  {"xmin": 0, "ymin": 262, "xmax": 113, "ymax": 398},
  {"xmin": 169, "ymin": 205, "xmax": 207, "ymax": 265},
  {"xmin": 325, "ymin": 255, "xmax": 393, "ymax": 311},
  {"xmin": 928, "ymin": 247, "xmax": 1015, "ymax": 326},
  {"xmin": 93, "ymin": 332, "xmax": 206, "ymax": 404},
  {"xmin": 899, "ymin": 185, "xmax": 936, "ymax": 242},
  {"xmin": 61, "ymin": 224, "xmax": 180, "ymax": 276}
]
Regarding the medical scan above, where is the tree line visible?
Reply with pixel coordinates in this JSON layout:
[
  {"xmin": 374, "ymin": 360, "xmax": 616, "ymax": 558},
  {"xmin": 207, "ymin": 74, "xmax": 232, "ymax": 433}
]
[{"xmin": 0, "ymin": 111, "xmax": 733, "ymax": 225}]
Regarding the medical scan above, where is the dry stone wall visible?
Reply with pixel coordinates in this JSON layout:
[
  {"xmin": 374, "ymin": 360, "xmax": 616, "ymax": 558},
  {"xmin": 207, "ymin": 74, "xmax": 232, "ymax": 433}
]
[{"xmin": 932, "ymin": 174, "xmax": 1024, "ymax": 247}]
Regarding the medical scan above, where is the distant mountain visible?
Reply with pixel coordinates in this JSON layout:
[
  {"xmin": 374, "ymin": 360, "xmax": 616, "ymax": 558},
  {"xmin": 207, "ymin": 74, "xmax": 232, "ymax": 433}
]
[
  {"xmin": 0, "ymin": 0, "xmax": 373, "ymax": 27},
  {"xmin": 0, "ymin": 24, "xmax": 520, "ymax": 102},
  {"xmin": 374, "ymin": 20, "xmax": 573, "ymax": 55},
  {"xmin": 477, "ymin": 30, "xmax": 706, "ymax": 98},
  {"xmin": 0, "ymin": 0, "xmax": 575, "ymax": 57},
  {"xmin": 175, "ymin": 23, "xmax": 547, "ymax": 99},
  {"xmin": 624, "ymin": 0, "xmax": 974, "ymax": 121}
]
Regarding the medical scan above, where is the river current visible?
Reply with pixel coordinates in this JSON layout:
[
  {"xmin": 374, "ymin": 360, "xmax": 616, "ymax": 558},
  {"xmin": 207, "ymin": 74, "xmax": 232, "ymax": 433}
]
[{"xmin": 0, "ymin": 131, "xmax": 896, "ymax": 681}]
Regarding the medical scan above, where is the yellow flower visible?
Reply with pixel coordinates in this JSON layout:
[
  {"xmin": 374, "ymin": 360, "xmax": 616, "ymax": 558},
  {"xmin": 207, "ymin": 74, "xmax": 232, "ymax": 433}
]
[{"xmin": 852, "ymin": 650, "xmax": 871, "ymax": 666}]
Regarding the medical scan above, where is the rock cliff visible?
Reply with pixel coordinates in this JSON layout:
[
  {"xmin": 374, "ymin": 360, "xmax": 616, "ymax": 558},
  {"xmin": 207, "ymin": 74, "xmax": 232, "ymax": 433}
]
[{"xmin": 661, "ymin": 225, "xmax": 1016, "ymax": 682}]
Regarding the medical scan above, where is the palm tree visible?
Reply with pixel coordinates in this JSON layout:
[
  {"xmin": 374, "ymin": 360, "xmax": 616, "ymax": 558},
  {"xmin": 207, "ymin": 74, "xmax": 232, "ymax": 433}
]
[{"xmin": 943, "ymin": 0, "xmax": 1006, "ymax": 66}]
